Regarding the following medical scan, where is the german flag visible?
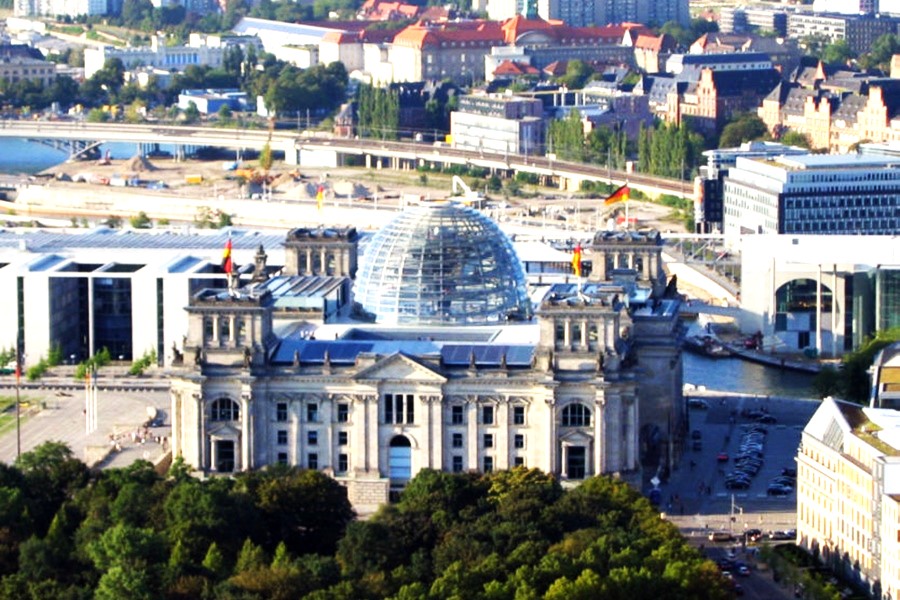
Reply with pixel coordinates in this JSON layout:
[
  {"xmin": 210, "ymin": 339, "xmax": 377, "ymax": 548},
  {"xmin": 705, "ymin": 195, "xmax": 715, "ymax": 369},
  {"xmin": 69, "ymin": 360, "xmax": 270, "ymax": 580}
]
[
  {"xmin": 571, "ymin": 244, "xmax": 582, "ymax": 277},
  {"xmin": 222, "ymin": 237, "xmax": 233, "ymax": 274},
  {"xmin": 604, "ymin": 185, "xmax": 630, "ymax": 206}
]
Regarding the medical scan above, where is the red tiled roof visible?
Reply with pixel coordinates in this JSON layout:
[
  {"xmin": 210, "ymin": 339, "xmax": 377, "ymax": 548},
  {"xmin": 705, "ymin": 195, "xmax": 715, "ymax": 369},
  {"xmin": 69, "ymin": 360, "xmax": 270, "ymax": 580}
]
[
  {"xmin": 543, "ymin": 60, "xmax": 568, "ymax": 76},
  {"xmin": 494, "ymin": 60, "xmax": 539, "ymax": 75},
  {"xmin": 393, "ymin": 21, "xmax": 504, "ymax": 49}
]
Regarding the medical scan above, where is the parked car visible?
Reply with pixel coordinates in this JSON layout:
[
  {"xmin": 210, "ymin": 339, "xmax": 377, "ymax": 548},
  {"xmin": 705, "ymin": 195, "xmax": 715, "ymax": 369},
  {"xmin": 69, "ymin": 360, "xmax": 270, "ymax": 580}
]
[
  {"xmin": 688, "ymin": 398, "xmax": 709, "ymax": 409},
  {"xmin": 725, "ymin": 479, "xmax": 750, "ymax": 490},
  {"xmin": 767, "ymin": 484, "xmax": 792, "ymax": 496},
  {"xmin": 709, "ymin": 532, "xmax": 735, "ymax": 542}
]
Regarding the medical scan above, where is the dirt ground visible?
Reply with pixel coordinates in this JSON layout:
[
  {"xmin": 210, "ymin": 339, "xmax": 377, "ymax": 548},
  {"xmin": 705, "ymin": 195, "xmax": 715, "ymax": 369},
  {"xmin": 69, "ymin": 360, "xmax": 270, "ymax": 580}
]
[{"xmin": 39, "ymin": 156, "xmax": 688, "ymax": 233}]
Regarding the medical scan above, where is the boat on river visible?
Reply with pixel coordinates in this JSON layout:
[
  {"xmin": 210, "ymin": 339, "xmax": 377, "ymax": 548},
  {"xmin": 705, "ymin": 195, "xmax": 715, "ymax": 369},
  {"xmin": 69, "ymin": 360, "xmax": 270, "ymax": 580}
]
[{"xmin": 683, "ymin": 334, "xmax": 733, "ymax": 358}]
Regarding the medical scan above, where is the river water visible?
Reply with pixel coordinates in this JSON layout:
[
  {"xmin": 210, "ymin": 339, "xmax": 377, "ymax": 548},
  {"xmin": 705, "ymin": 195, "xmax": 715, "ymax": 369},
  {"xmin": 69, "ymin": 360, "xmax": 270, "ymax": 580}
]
[{"xmin": 0, "ymin": 138, "xmax": 167, "ymax": 175}]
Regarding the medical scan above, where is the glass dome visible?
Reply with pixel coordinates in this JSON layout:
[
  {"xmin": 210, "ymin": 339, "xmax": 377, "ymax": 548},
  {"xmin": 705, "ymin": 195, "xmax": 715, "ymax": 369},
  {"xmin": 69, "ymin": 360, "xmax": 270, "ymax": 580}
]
[{"xmin": 355, "ymin": 200, "xmax": 532, "ymax": 325}]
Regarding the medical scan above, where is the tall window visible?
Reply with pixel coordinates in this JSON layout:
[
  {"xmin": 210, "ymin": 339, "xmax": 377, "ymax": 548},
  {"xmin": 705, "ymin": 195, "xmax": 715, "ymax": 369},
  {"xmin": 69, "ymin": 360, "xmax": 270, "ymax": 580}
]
[
  {"xmin": 307, "ymin": 431, "xmax": 318, "ymax": 446},
  {"xmin": 337, "ymin": 453, "xmax": 348, "ymax": 473},
  {"xmin": 483, "ymin": 434, "xmax": 494, "ymax": 448},
  {"xmin": 276, "ymin": 402, "xmax": 288, "ymax": 422},
  {"xmin": 562, "ymin": 403, "xmax": 591, "ymax": 427},
  {"xmin": 338, "ymin": 431, "xmax": 348, "ymax": 445},
  {"xmin": 451, "ymin": 405, "xmax": 464, "ymax": 425},
  {"xmin": 308, "ymin": 453, "xmax": 318, "ymax": 469},
  {"xmin": 452, "ymin": 455, "xmax": 463, "ymax": 472},
  {"xmin": 307, "ymin": 403, "xmax": 319, "ymax": 422},
  {"xmin": 277, "ymin": 452, "xmax": 288, "ymax": 465},
  {"xmin": 513, "ymin": 406, "xmax": 525, "ymax": 425},
  {"xmin": 277, "ymin": 430, "xmax": 288, "ymax": 445},
  {"xmin": 337, "ymin": 403, "xmax": 349, "ymax": 423},
  {"xmin": 384, "ymin": 393, "xmax": 415, "ymax": 424},
  {"xmin": 483, "ymin": 456, "xmax": 494, "ymax": 472},
  {"xmin": 452, "ymin": 433, "xmax": 463, "ymax": 448},
  {"xmin": 514, "ymin": 434, "xmax": 524, "ymax": 449},
  {"xmin": 210, "ymin": 398, "xmax": 239, "ymax": 421},
  {"xmin": 482, "ymin": 406, "xmax": 494, "ymax": 425}
]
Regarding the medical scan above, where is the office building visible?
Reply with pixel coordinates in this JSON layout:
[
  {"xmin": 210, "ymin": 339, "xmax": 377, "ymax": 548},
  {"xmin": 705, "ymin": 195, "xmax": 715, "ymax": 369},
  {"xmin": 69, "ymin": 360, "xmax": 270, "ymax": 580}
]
[
  {"xmin": 738, "ymin": 235, "xmax": 900, "ymax": 355},
  {"xmin": 722, "ymin": 154, "xmax": 900, "ymax": 239},
  {"xmin": 0, "ymin": 44, "xmax": 55, "ymax": 87},
  {"xmin": 695, "ymin": 141, "xmax": 808, "ymax": 233},
  {"xmin": 450, "ymin": 93, "xmax": 544, "ymax": 155},
  {"xmin": 788, "ymin": 13, "xmax": 899, "ymax": 55}
]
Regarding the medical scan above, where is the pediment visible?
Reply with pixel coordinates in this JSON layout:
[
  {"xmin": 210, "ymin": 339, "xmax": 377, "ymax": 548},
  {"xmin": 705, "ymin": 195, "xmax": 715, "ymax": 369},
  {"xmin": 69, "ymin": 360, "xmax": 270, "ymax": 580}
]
[
  {"xmin": 559, "ymin": 430, "xmax": 593, "ymax": 444},
  {"xmin": 208, "ymin": 422, "xmax": 241, "ymax": 438},
  {"xmin": 354, "ymin": 352, "xmax": 446, "ymax": 383}
]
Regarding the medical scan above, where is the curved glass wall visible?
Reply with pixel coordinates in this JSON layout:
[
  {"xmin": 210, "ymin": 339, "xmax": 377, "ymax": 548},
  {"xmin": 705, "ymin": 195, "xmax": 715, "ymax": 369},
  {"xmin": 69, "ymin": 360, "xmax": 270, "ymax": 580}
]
[{"xmin": 355, "ymin": 201, "xmax": 532, "ymax": 325}]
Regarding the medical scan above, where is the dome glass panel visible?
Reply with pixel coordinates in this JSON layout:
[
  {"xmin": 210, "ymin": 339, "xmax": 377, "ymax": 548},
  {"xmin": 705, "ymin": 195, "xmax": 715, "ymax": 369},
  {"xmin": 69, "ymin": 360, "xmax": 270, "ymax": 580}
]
[{"xmin": 355, "ymin": 201, "xmax": 532, "ymax": 325}]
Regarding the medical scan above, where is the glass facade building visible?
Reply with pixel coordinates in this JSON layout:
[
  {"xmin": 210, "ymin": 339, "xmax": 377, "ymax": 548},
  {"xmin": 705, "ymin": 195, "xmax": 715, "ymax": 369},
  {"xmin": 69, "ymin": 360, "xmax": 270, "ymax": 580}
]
[{"xmin": 354, "ymin": 200, "xmax": 532, "ymax": 325}]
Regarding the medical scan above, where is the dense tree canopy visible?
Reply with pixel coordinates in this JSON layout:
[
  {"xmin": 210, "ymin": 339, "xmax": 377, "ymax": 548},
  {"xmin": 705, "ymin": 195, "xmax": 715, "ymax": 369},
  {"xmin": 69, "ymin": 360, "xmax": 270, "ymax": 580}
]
[
  {"xmin": 0, "ymin": 448, "xmax": 729, "ymax": 599},
  {"xmin": 637, "ymin": 121, "xmax": 706, "ymax": 179},
  {"xmin": 718, "ymin": 113, "xmax": 770, "ymax": 149}
]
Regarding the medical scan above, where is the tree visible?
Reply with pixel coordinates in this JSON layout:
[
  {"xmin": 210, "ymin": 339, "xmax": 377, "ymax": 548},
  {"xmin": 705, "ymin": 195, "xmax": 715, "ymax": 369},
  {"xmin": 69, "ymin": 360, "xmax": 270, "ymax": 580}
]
[
  {"xmin": 718, "ymin": 113, "xmax": 769, "ymax": 148},
  {"xmin": 129, "ymin": 211, "xmax": 152, "ymax": 229},
  {"xmin": 548, "ymin": 110, "xmax": 586, "ymax": 162},
  {"xmin": 182, "ymin": 101, "xmax": 200, "ymax": 124},
  {"xmin": 780, "ymin": 130, "xmax": 811, "ymax": 149},
  {"xmin": 858, "ymin": 33, "xmax": 900, "ymax": 72},
  {"xmin": 259, "ymin": 142, "xmax": 273, "ymax": 172},
  {"xmin": 557, "ymin": 59, "xmax": 592, "ymax": 89},
  {"xmin": 821, "ymin": 40, "xmax": 854, "ymax": 66}
]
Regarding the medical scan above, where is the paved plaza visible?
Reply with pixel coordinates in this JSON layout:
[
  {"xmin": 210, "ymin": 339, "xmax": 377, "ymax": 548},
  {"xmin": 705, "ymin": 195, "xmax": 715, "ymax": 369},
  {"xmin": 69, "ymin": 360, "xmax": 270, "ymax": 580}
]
[{"xmin": 0, "ymin": 376, "xmax": 170, "ymax": 469}]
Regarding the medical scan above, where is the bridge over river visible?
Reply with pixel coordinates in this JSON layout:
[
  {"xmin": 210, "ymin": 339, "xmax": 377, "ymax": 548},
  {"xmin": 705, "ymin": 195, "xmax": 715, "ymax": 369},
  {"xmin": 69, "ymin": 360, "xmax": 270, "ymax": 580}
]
[{"xmin": 0, "ymin": 120, "xmax": 694, "ymax": 200}]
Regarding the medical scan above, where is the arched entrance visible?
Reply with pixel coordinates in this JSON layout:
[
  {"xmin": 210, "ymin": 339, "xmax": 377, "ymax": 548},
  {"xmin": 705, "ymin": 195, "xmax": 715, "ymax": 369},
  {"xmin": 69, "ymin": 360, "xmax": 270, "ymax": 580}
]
[{"xmin": 388, "ymin": 435, "xmax": 412, "ymax": 481}]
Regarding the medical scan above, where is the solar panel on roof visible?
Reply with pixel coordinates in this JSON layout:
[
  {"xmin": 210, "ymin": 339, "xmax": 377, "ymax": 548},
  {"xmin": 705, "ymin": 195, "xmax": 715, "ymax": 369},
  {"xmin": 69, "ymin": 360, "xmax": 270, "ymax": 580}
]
[
  {"xmin": 506, "ymin": 346, "xmax": 534, "ymax": 367},
  {"xmin": 441, "ymin": 345, "xmax": 471, "ymax": 366}
]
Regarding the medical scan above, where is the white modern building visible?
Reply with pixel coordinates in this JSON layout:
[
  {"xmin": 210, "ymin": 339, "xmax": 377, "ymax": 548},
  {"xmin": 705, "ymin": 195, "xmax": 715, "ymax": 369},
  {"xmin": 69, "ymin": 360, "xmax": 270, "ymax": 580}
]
[
  {"xmin": 722, "ymin": 154, "xmax": 900, "ymax": 240},
  {"xmin": 450, "ymin": 93, "xmax": 544, "ymax": 155},
  {"xmin": 738, "ymin": 235, "xmax": 900, "ymax": 356},
  {"xmin": 83, "ymin": 34, "xmax": 256, "ymax": 80},
  {"xmin": 14, "ymin": 0, "xmax": 105, "ymax": 17},
  {"xmin": 798, "ymin": 343, "xmax": 900, "ymax": 600}
]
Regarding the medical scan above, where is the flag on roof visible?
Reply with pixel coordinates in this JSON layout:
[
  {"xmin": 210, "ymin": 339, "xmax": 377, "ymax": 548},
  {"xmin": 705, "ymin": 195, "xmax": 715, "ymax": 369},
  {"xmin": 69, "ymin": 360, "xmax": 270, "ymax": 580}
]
[
  {"xmin": 222, "ymin": 237, "xmax": 233, "ymax": 275},
  {"xmin": 571, "ymin": 243, "xmax": 582, "ymax": 277}
]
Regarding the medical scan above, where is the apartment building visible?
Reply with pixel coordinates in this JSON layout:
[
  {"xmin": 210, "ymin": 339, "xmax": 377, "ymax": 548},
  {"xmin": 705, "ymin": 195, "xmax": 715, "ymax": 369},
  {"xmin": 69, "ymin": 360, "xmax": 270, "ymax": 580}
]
[
  {"xmin": 0, "ymin": 44, "xmax": 55, "ymax": 87},
  {"xmin": 798, "ymin": 343, "xmax": 900, "ymax": 599}
]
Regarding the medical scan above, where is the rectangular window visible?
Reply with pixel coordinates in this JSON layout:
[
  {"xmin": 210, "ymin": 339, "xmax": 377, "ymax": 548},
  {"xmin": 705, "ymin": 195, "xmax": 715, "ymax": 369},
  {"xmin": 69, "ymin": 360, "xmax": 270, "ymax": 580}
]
[
  {"xmin": 308, "ymin": 453, "xmax": 318, "ymax": 469},
  {"xmin": 277, "ymin": 430, "xmax": 288, "ymax": 445},
  {"xmin": 338, "ymin": 431, "xmax": 348, "ymax": 445},
  {"xmin": 483, "ymin": 434, "xmax": 494, "ymax": 448},
  {"xmin": 307, "ymin": 403, "xmax": 319, "ymax": 422},
  {"xmin": 337, "ymin": 403, "xmax": 349, "ymax": 423},
  {"xmin": 513, "ymin": 406, "xmax": 525, "ymax": 425},
  {"xmin": 276, "ymin": 402, "xmax": 288, "ymax": 422},
  {"xmin": 384, "ymin": 394, "xmax": 415, "ymax": 424},
  {"xmin": 482, "ymin": 406, "xmax": 494, "ymax": 425},
  {"xmin": 514, "ymin": 456, "xmax": 525, "ymax": 467},
  {"xmin": 338, "ymin": 453, "xmax": 348, "ymax": 473},
  {"xmin": 277, "ymin": 452, "xmax": 288, "ymax": 465},
  {"xmin": 483, "ymin": 456, "xmax": 494, "ymax": 472},
  {"xmin": 452, "ymin": 433, "xmax": 463, "ymax": 448},
  {"xmin": 307, "ymin": 431, "xmax": 318, "ymax": 446},
  {"xmin": 452, "ymin": 455, "xmax": 463, "ymax": 472},
  {"xmin": 451, "ymin": 405, "xmax": 464, "ymax": 425},
  {"xmin": 514, "ymin": 434, "xmax": 524, "ymax": 449}
]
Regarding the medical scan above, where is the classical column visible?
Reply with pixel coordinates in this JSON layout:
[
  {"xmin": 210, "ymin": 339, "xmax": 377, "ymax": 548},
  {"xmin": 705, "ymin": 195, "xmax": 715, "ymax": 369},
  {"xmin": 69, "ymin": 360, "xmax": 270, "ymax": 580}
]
[
  {"xmin": 240, "ymin": 392, "xmax": 251, "ymax": 471},
  {"xmin": 546, "ymin": 397, "xmax": 557, "ymax": 474},
  {"xmin": 594, "ymin": 396, "xmax": 606, "ymax": 475},
  {"xmin": 212, "ymin": 315, "xmax": 219, "ymax": 344},
  {"xmin": 563, "ymin": 318, "xmax": 571, "ymax": 348},
  {"xmin": 196, "ymin": 393, "xmax": 206, "ymax": 470},
  {"xmin": 467, "ymin": 400, "xmax": 478, "ymax": 471},
  {"xmin": 496, "ymin": 401, "xmax": 508, "ymax": 469},
  {"xmin": 229, "ymin": 315, "xmax": 236, "ymax": 344}
]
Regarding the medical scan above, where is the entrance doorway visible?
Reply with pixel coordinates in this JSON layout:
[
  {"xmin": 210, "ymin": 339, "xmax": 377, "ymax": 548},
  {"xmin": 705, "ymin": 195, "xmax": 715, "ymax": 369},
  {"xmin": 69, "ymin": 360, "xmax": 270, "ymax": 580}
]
[
  {"xmin": 567, "ymin": 446, "xmax": 586, "ymax": 479},
  {"xmin": 388, "ymin": 435, "xmax": 412, "ymax": 481}
]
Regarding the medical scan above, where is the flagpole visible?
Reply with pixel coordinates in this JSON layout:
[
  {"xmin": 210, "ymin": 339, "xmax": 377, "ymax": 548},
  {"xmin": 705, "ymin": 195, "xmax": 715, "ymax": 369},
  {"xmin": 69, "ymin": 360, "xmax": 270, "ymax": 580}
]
[{"xmin": 15, "ymin": 347, "xmax": 21, "ymax": 459}]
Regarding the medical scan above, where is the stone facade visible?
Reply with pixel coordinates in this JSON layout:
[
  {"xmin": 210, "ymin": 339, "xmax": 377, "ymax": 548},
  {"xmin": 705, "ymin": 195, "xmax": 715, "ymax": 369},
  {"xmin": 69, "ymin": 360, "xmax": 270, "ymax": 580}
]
[{"xmin": 169, "ymin": 227, "xmax": 684, "ymax": 510}]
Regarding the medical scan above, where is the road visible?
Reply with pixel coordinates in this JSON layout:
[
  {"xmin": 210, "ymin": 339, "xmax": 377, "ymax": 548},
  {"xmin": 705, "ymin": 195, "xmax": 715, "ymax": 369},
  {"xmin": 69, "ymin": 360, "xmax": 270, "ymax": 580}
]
[{"xmin": 660, "ymin": 391, "xmax": 819, "ymax": 599}]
